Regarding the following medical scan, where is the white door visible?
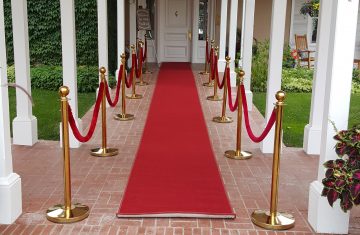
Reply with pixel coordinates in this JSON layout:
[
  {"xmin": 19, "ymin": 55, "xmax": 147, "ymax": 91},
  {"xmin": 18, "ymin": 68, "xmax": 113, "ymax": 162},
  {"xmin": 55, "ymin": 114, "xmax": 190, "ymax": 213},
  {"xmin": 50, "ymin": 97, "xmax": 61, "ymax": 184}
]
[{"xmin": 158, "ymin": 0, "xmax": 192, "ymax": 62}]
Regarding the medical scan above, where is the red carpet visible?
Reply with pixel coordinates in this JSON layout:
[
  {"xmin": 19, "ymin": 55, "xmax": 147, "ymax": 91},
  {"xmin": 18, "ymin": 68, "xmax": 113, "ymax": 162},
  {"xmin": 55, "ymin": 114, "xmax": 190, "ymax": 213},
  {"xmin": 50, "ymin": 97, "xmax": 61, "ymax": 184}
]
[{"xmin": 117, "ymin": 63, "xmax": 235, "ymax": 218}]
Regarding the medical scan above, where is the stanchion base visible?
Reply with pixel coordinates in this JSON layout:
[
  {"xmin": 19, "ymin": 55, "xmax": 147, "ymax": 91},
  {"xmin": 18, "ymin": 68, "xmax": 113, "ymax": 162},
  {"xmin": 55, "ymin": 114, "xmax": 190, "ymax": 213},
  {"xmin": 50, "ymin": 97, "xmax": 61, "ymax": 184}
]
[
  {"xmin": 136, "ymin": 81, "xmax": 149, "ymax": 86},
  {"xmin": 199, "ymin": 71, "xmax": 209, "ymax": 75},
  {"xmin": 225, "ymin": 150, "xmax": 252, "ymax": 160},
  {"xmin": 114, "ymin": 113, "xmax": 135, "ymax": 121},
  {"xmin": 207, "ymin": 95, "xmax": 222, "ymax": 101},
  {"xmin": 143, "ymin": 70, "xmax": 152, "ymax": 74},
  {"xmin": 126, "ymin": 93, "xmax": 143, "ymax": 99},
  {"xmin": 251, "ymin": 210, "xmax": 295, "ymax": 230},
  {"xmin": 213, "ymin": 116, "xmax": 233, "ymax": 123},
  {"xmin": 90, "ymin": 147, "xmax": 118, "ymax": 157},
  {"xmin": 202, "ymin": 81, "xmax": 214, "ymax": 87},
  {"xmin": 46, "ymin": 203, "xmax": 90, "ymax": 223}
]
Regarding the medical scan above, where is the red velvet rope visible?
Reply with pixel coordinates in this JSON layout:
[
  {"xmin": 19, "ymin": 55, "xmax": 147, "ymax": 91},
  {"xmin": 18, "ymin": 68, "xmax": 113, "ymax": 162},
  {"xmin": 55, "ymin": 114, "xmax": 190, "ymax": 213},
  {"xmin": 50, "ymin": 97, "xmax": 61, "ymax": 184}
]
[
  {"xmin": 216, "ymin": 64, "xmax": 227, "ymax": 89},
  {"xmin": 125, "ymin": 54, "xmax": 136, "ymax": 88},
  {"xmin": 143, "ymin": 38, "xmax": 147, "ymax": 62},
  {"xmin": 208, "ymin": 48, "xmax": 213, "ymax": 64},
  {"xmin": 205, "ymin": 40, "xmax": 209, "ymax": 63},
  {"xmin": 106, "ymin": 65, "xmax": 123, "ymax": 107},
  {"xmin": 136, "ymin": 47, "xmax": 143, "ymax": 78},
  {"xmin": 68, "ymin": 82, "xmax": 104, "ymax": 142},
  {"xmin": 240, "ymin": 84, "xmax": 277, "ymax": 143},
  {"xmin": 226, "ymin": 74, "xmax": 239, "ymax": 112},
  {"xmin": 210, "ymin": 54, "xmax": 217, "ymax": 81}
]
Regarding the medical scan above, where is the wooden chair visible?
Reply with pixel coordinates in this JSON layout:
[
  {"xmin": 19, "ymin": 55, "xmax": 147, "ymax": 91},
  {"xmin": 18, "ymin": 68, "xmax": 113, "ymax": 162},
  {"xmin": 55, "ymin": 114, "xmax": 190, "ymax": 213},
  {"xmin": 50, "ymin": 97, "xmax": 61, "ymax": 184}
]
[{"xmin": 295, "ymin": 34, "xmax": 315, "ymax": 68}]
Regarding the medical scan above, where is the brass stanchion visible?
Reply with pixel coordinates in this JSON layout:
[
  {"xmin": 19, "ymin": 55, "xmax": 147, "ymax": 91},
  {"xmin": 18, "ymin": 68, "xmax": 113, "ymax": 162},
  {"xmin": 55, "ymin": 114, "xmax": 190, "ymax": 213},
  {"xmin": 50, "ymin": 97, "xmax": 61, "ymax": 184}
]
[
  {"xmin": 199, "ymin": 36, "xmax": 209, "ymax": 75},
  {"xmin": 213, "ymin": 56, "xmax": 233, "ymax": 123},
  {"xmin": 225, "ymin": 70, "xmax": 252, "ymax": 160},
  {"xmin": 115, "ymin": 53, "xmax": 135, "ymax": 121},
  {"xmin": 91, "ymin": 67, "xmax": 119, "ymax": 157},
  {"xmin": 136, "ymin": 39, "xmax": 149, "ymax": 86},
  {"xmin": 143, "ymin": 35, "xmax": 152, "ymax": 74},
  {"xmin": 202, "ymin": 40, "xmax": 215, "ymax": 87},
  {"xmin": 46, "ymin": 86, "xmax": 90, "ymax": 223},
  {"xmin": 251, "ymin": 91, "xmax": 295, "ymax": 230},
  {"xmin": 207, "ymin": 46, "xmax": 222, "ymax": 101},
  {"xmin": 127, "ymin": 44, "xmax": 143, "ymax": 99}
]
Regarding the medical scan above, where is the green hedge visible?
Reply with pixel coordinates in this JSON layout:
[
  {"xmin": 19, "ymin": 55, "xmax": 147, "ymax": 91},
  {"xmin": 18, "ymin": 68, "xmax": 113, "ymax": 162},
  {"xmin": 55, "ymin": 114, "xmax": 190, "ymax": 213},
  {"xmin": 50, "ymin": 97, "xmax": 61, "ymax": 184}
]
[
  {"xmin": 3, "ymin": 0, "xmax": 117, "ymax": 72},
  {"xmin": 7, "ymin": 65, "xmax": 116, "ymax": 93}
]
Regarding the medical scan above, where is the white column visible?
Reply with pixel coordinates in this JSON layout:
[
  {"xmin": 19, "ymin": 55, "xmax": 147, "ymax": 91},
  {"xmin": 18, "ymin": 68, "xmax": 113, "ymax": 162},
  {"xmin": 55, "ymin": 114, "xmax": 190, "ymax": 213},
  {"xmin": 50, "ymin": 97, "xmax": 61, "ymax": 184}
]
[
  {"xmin": 308, "ymin": 0, "xmax": 358, "ymax": 233},
  {"xmin": 129, "ymin": 0, "xmax": 137, "ymax": 67},
  {"xmin": 228, "ymin": 0, "xmax": 238, "ymax": 86},
  {"xmin": 97, "ymin": 0, "xmax": 109, "ymax": 74},
  {"xmin": 117, "ymin": 0, "xmax": 125, "ymax": 68},
  {"xmin": 242, "ymin": 0, "xmax": 255, "ymax": 111},
  {"xmin": 11, "ymin": 0, "xmax": 38, "ymax": 146},
  {"xmin": 303, "ymin": 0, "xmax": 331, "ymax": 155},
  {"xmin": 0, "ymin": 0, "xmax": 22, "ymax": 224},
  {"xmin": 260, "ymin": 0, "xmax": 287, "ymax": 154},
  {"xmin": 218, "ymin": 0, "xmax": 228, "ymax": 75},
  {"xmin": 60, "ymin": 0, "xmax": 81, "ymax": 148}
]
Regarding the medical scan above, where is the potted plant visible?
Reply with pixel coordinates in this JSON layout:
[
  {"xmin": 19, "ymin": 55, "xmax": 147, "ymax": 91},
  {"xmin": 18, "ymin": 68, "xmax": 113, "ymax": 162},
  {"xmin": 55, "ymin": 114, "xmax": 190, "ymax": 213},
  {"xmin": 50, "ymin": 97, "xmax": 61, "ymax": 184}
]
[
  {"xmin": 300, "ymin": 0, "xmax": 320, "ymax": 17},
  {"xmin": 321, "ymin": 124, "xmax": 360, "ymax": 212}
]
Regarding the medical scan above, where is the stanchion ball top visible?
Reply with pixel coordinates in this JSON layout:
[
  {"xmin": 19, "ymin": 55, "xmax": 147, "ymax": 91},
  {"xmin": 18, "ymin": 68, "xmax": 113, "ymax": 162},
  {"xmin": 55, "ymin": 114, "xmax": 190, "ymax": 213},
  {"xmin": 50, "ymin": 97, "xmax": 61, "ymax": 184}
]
[
  {"xmin": 211, "ymin": 39, "xmax": 215, "ymax": 44},
  {"xmin": 59, "ymin": 86, "xmax": 69, "ymax": 97},
  {"xmin": 130, "ymin": 44, "xmax": 135, "ymax": 50},
  {"xmin": 276, "ymin": 91, "xmax": 286, "ymax": 102},
  {"xmin": 225, "ymin": 56, "xmax": 231, "ymax": 62},
  {"xmin": 238, "ymin": 70, "xmax": 245, "ymax": 77},
  {"xmin": 99, "ymin": 67, "xmax": 106, "ymax": 74},
  {"xmin": 121, "ymin": 53, "xmax": 126, "ymax": 59}
]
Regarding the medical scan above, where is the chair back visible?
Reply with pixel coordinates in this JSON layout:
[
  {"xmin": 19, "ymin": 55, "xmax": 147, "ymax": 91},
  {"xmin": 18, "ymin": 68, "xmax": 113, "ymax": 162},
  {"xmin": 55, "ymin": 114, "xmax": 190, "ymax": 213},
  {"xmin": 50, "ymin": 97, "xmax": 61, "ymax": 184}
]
[{"xmin": 295, "ymin": 34, "xmax": 308, "ymax": 51}]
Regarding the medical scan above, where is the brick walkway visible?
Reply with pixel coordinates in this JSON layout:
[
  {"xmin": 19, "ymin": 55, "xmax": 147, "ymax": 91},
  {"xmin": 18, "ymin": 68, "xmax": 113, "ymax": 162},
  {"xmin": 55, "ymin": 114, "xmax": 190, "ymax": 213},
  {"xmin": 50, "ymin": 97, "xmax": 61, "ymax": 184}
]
[{"xmin": 0, "ymin": 64, "xmax": 359, "ymax": 234}]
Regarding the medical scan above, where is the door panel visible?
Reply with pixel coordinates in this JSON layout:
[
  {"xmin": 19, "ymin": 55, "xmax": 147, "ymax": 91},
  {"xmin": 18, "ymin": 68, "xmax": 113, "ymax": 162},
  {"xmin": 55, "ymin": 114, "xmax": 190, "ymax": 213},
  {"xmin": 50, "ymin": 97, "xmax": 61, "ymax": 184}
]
[{"xmin": 158, "ymin": 0, "xmax": 191, "ymax": 62}]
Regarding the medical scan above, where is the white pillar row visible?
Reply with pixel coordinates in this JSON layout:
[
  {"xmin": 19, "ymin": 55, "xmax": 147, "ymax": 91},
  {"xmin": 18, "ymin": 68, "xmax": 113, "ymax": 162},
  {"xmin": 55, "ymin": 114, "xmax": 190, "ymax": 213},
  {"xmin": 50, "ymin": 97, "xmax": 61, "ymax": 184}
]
[
  {"xmin": 0, "ymin": 0, "xmax": 22, "ymax": 224},
  {"xmin": 308, "ymin": 0, "xmax": 359, "ymax": 233},
  {"xmin": 302, "ymin": 0, "xmax": 332, "ymax": 155},
  {"xmin": 117, "ymin": 0, "xmax": 125, "ymax": 68},
  {"xmin": 11, "ymin": 0, "xmax": 38, "ymax": 146},
  {"xmin": 239, "ymin": 0, "xmax": 246, "ymax": 67},
  {"xmin": 218, "ymin": 0, "xmax": 228, "ymax": 77},
  {"xmin": 242, "ymin": 0, "xmax": 255, "ymax": 111},
  {"xmin": 260, "ymin": 0, "xmax": 287, "ymax": 154},
  {"xmin": 60, "ymin": 0, "xmax": 81, "ymax": 148},
  {"xmin": 227, "ymin": 0, "xmax": 238, "ymax": 86}
]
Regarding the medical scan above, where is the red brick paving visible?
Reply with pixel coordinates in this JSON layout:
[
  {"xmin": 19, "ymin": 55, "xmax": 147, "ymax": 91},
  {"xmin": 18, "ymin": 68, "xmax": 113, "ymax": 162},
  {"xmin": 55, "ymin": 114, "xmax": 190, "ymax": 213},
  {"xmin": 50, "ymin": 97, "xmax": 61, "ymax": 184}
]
[{"xmin": 1, "ymin": 64, "xmax": 359, "ymax": 234}]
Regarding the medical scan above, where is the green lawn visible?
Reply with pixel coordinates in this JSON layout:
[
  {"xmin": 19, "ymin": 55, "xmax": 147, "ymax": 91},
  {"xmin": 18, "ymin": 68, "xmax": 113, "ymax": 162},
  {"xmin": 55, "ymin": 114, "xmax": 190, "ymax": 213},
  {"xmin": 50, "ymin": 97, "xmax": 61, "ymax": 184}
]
[
  {"xmin": 253, "ymin": 93, "xmax": 360, "ymax": 147},
  {"xmin": 8, "ymin": 89, "xmax": 95, "ymax": 140}
]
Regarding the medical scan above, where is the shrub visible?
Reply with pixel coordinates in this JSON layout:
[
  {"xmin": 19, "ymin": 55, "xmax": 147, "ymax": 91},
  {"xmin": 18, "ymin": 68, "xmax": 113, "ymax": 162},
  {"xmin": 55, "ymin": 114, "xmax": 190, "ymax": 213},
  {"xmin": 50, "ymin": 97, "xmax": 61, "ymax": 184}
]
[
  {"xmin": 283, "ymin": 45, "xmax": 296, "ymax": 68},
  {"xmin": 7, "ymin": 65, "xmax": 116, "ymax": 93},
  {"xmin": 251, "ymin": 40, "xmax": 269, "ymax": 92}
]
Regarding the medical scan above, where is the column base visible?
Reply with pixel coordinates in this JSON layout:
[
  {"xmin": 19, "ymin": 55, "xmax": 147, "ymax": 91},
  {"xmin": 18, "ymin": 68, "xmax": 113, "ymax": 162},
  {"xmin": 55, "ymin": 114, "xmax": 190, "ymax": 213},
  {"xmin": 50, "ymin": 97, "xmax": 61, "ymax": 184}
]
[
  {"xmin": 0, "ymin": 173, "xmax": 22, "ymax": 224},
  {"xmin": 59, "ymin": 118, "xmax": 82, "ymax": 148},
  {"xmin": 260, "ymin": 126, "xmax": 276, "ymax": 154},
  {"xmin": 12, "ymin": 116, "xmax": 38, "ymax": 146},
  {"xmin": 308, "ymin": 180, "xmax": 349, "ymax": 234},
  {"xmin": 303, "ymin": 124, "xmax": 321, "ymax": 155}
]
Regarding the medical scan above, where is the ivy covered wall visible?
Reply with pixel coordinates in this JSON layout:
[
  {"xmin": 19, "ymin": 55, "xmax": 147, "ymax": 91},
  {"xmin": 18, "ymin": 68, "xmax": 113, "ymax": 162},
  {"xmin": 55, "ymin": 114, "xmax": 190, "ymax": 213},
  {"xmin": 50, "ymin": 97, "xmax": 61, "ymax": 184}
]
[{"xmin": 3, "ymin": 0, "xmax": 117, "ymax": 73}]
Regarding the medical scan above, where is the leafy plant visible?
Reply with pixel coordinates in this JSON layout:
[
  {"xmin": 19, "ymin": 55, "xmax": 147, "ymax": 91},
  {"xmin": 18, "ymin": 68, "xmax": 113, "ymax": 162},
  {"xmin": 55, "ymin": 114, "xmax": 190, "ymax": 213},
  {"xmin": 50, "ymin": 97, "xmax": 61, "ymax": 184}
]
[
  {"xmin": 283, "ymin": 45, "xmax": 296, "ymax": 68},
  {"xmin": 300, "ymin": 0, "xmax": 320, "ymax": 17},
  {"xmin": 7, "ymin": 65, "xmax": 116, "ymax": 93},
  {"xmin": 322, "ymin": 124, "xmax": 360, "ymax": 212}
]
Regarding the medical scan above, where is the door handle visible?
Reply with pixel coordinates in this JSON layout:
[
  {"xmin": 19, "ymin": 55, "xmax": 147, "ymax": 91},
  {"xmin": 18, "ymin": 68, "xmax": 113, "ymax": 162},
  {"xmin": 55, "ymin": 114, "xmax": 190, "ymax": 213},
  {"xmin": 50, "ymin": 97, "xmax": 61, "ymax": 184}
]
[{"xmin": 188, "ymin": 30, "xmax": 192, "ymax": 41}]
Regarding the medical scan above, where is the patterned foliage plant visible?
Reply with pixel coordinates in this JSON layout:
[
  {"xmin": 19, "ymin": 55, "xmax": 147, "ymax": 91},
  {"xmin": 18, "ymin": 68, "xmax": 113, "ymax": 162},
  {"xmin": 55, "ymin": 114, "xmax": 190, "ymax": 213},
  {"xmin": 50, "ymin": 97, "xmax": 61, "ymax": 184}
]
[
  {"xmin": 300, "ymin": 0, "xmax": 320, "ymax": 17},
  {"xmin": 322, "ymin": 124, "xmax": 360, "ymax": 212}
]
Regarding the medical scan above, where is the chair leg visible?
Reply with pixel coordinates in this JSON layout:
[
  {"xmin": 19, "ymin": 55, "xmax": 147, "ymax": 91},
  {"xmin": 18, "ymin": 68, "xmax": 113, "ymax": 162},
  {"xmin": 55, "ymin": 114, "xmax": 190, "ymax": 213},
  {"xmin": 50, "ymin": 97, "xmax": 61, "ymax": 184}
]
[{"xmin": 308, "ymin": 58, "xmax": 310, "ymax": 69}]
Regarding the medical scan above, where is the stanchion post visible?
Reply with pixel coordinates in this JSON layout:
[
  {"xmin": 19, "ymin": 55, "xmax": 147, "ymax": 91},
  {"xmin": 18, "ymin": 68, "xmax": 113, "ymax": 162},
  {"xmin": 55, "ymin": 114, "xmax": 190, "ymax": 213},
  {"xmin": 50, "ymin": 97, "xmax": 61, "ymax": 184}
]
[
  {"xmin": 203, "ymin": 39, "xmax": 215, "ymax": 87},
  {"xmin": 115, "ymin": 54, "xmax": 135, "ymax": 121},
  {"xmin": 91, "ymin": 67, "xmax": 119, "ymax": 157},
  {"xmin": 46, "ymin": 86, "xmax": 90, "ymax": 223},
  {"xmin": 199, "ymin": 36, "xmax": 209, "ymax": 75},
  {"xmin": 225, "ymin": 70, "xmax": 252, "ymax": 160},
  {"xmin": 136, "ymin": 39, "xmax": 149, "ymax": 86},
  {"xmin": 207, "ymin": 46, "xmax": 222, "ymax": 101},
  {"xmin": 143, "ymin": 35, "xmax": 152, "ymax": 74},
  {"xmin": 251, "ymin": 91, "xmax": 295, "ymax": 230},
  {"xmin": 213, "ymin": 56, "xmax": 233, "ymax": 123},
  {"xmin": 127, "ymin": 44, "xmax": 143, "ymax": 99}
]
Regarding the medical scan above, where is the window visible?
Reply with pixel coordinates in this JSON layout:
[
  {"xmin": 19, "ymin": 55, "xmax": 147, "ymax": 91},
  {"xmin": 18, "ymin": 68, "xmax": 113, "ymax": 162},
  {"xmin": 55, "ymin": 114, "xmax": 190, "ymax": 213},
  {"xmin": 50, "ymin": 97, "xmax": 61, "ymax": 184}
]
[{"xmin": 198, "ymin": 0, "xmax": 208, "ymax": 40}]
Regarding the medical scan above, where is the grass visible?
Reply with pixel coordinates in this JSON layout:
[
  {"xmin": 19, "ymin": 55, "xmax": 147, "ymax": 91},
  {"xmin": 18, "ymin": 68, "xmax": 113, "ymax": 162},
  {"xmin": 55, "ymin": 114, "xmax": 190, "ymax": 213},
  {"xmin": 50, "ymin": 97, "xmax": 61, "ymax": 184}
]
[
  {"xmin": 253, "ymin": 93, "xmax": 360, "ymax": 147},
  {"xmin": 8, "ymin": 88, "xmax": 95, "ymax": 140}
]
